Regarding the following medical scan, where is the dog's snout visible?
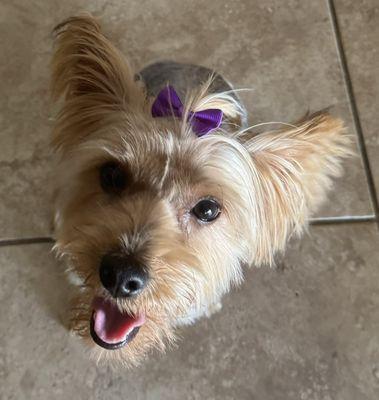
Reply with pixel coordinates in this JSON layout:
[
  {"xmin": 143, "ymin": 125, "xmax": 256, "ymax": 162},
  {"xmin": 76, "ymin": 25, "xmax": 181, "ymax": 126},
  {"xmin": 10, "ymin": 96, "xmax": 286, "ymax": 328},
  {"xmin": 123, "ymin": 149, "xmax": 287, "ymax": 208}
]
[{"xmin": 99, "ymin": 253, "xmax": 149, "ymax": 298}]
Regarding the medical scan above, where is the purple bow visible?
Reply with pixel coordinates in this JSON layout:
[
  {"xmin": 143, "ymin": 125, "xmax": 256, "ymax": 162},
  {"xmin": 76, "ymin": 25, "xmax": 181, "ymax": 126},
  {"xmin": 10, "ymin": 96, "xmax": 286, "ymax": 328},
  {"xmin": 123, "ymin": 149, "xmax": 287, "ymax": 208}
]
[{"xmin": 151, "ymin": 86, "xmax": 223, "ymax": 137}]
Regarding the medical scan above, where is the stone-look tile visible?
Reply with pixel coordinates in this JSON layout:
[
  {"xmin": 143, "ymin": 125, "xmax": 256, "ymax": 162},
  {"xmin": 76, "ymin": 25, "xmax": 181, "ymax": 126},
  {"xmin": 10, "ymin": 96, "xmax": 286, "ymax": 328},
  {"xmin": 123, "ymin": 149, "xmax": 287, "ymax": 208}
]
[
  {"xmin": 1, "ymin": 225, "xmax": 379, "ymax": 399},
  {"xmin": 334, "ymin": 0, "xmax": 379, "ymax": 201},
  {"xmin": 0, "ymin": 0, "xmax": 373, "ymax": 240},
  {"xmin": 0, "ymin": 1, "xmax": 53, "ymax": 238}
]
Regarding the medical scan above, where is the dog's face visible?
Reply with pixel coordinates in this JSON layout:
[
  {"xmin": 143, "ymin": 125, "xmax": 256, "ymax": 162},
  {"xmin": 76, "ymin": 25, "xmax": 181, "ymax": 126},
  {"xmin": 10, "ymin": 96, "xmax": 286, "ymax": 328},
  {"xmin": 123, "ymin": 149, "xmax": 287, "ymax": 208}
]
[{"xmin": 51, "ymin": 16, "xmax": 350, "ymax": 366}]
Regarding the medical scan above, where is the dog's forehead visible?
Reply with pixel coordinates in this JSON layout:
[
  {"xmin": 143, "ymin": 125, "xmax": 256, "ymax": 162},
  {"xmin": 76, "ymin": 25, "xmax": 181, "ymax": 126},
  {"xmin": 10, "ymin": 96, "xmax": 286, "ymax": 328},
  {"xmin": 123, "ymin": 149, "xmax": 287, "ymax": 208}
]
[{"xmin": 116, "ymin": 124, "xmax": 208, "ymax": 189}]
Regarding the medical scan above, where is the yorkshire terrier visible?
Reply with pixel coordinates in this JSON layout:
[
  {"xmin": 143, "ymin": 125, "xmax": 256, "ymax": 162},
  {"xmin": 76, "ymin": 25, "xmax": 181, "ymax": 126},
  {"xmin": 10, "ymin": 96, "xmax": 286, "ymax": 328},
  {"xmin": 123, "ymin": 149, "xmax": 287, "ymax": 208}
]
[{"xmin": 51, "ymin": 15, "xmax": 351, "ymax": 366}]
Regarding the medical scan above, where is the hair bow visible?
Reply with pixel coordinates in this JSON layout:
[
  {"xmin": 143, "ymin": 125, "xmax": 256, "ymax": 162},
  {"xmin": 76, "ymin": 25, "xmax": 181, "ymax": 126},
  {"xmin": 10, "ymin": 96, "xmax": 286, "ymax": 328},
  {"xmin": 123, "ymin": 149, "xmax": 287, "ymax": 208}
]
[{"xmin": 151, "ymin": 86, "xmax": 223, "ymax": 137}]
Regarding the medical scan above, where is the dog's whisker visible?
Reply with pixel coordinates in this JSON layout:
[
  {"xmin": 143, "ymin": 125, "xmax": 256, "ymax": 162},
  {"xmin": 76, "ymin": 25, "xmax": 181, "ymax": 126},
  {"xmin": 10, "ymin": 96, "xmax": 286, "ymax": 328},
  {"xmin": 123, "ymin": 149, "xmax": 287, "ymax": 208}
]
[{"xmin": 237, "ymin": 121, "xmax": 298, "ymax": 136}]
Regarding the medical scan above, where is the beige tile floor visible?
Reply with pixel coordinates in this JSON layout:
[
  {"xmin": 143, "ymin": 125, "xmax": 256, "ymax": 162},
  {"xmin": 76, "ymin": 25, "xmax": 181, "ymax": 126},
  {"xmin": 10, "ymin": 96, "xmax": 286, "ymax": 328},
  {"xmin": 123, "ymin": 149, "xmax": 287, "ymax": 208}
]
[{"xmin": 0, "ymin": 0, "xmax": 378, "ymax": 399}]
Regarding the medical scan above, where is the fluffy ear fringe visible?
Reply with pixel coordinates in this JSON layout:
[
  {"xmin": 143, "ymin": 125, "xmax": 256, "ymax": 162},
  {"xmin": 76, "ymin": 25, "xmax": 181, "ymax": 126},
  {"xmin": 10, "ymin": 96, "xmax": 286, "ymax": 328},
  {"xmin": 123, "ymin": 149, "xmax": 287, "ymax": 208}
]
[
  {"xmin": 51, "ymin": 14, "xmax": 145, "ymax": 151},
  {"xmin": 51, "ymin": 14, "xmax": 141, "ymax": 103},
  {"xmin": 241, "ymin": 111, "xmax": 353, "ymax": 265}
]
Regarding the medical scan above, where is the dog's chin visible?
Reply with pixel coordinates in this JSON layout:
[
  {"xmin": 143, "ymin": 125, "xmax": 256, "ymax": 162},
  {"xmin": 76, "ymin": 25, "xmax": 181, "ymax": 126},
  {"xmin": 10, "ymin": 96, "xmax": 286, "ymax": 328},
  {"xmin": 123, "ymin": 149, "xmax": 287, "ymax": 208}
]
[{"xmin": 89, "ymin": 296, "xmax": 145, "ymax": 351}]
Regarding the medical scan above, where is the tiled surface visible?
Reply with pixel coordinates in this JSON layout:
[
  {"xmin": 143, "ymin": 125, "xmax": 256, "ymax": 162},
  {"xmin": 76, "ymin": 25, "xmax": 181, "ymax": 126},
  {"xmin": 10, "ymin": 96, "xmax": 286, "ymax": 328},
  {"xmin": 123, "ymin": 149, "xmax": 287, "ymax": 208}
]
[
  {"xmin": 334, "ymin": 0, "xmax": 379, "ymax": 197},
  {"xmin": 1, "ymin": 225, "xmax": 379, "ymax": 400},
  {"xmin": 0, "ymin": 0, "xmax": 375, "ymax": 240},
  {"xmin": 1, "ymin": 1, "xmax": 379, "ymax": 399},
  {"xmin": 0, "ymin": 1, "xmax": 53, "ymax": 238}
]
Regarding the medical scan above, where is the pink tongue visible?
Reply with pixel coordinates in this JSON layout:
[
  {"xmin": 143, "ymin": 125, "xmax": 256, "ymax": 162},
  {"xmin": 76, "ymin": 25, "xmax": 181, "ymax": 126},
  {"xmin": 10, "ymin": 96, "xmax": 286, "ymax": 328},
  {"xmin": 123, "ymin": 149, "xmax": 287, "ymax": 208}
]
[{"xmin": 92, "ymin": 297, "xmax": 145, "ymax": 344}]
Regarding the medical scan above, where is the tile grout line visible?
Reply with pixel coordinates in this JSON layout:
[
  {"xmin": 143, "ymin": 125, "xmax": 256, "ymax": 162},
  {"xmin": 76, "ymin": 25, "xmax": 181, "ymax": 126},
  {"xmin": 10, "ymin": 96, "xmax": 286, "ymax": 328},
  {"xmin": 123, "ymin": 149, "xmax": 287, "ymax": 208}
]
[
  {"xmin": 0, "ymin": 237, "xmax": 55, "ymax": 247},
  {"xmin": 327, "ymin": 0, "xmax": 379, "ymax": 229},
  {"xmin": 310, "ymin": 215, "xmax": 377, "ymax": 225}
]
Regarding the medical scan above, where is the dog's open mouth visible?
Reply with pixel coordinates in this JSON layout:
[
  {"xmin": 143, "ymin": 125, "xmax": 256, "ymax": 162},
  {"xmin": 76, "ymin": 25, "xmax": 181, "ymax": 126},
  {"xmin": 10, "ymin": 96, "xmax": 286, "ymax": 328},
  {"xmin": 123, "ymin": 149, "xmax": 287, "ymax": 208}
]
[{"xmin": 90, "ymin": 296, "xmax": 145, "ymax": 350}]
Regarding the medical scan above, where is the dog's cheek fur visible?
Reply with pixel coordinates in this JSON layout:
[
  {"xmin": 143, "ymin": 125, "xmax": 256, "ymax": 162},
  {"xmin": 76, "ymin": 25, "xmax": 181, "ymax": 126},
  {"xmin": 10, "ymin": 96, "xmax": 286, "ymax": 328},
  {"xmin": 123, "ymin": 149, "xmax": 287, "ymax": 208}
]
[{"xmin": 186, "ymin": 216, "xmax": 245, "ymax": 309}]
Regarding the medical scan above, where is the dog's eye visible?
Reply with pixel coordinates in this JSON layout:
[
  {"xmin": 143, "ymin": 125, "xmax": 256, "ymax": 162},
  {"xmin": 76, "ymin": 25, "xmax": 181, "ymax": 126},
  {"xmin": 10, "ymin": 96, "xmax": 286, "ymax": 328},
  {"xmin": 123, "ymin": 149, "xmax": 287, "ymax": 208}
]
[
  {"xmin": 99, "ymin": 162, "xmax": 128, "ymax": 194},
  {"xmin": 192, "ymin": 199, "xmax": 221, "ymax": 222}
]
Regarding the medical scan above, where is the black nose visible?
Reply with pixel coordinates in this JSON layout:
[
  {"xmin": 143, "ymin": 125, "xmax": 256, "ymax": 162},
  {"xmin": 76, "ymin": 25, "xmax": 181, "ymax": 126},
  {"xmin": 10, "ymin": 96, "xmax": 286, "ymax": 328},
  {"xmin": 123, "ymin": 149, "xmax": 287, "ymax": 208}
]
[{"xmin": 99, "ymin": 253, "xmax": 149, "ymax": 298}]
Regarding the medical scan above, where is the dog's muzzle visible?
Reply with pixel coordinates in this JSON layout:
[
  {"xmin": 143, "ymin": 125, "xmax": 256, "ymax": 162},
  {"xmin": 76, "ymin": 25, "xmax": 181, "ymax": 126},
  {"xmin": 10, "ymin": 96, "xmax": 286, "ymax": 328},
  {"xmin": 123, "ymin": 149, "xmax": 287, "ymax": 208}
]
[{"xmin": 89, "ymin": 253, "xmax": 148, "ymax": 349}]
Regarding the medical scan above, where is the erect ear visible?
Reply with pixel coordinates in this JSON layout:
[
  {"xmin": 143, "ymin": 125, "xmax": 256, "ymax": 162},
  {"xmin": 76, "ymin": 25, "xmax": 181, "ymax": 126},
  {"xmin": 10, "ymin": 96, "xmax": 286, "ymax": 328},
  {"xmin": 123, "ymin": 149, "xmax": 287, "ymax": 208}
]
[
  {"xmin": 241, "ymin": 111, "xmax": 352, "ymax": 265},
  {"xmin": 51, "ymin": 14, "xmax": 145, "ymax": 150}
]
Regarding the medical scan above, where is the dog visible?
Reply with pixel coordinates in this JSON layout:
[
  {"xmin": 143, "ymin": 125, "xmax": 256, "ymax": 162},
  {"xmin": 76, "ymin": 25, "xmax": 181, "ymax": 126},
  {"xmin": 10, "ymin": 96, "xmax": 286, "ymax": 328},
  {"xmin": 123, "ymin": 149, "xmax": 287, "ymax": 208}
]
[{"xmin": 50, "ymin": 15, "xmax": 351, "ymax": 366}]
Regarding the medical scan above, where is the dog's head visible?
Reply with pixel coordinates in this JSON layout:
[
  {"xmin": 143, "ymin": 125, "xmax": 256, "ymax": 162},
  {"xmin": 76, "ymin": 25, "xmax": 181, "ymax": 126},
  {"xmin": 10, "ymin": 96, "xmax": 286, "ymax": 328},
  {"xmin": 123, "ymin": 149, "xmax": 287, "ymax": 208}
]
[{"xmin": 51, "ymin": 15, "xmax": 351, "ymax": 366}]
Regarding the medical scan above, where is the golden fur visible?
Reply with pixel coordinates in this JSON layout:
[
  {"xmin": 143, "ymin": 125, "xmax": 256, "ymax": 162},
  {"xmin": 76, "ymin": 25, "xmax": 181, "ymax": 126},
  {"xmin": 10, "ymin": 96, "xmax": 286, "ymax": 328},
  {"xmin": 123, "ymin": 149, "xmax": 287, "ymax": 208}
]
[{"xmin": 51, "ymin": 15, "xmax": 352, "ymax": 366}]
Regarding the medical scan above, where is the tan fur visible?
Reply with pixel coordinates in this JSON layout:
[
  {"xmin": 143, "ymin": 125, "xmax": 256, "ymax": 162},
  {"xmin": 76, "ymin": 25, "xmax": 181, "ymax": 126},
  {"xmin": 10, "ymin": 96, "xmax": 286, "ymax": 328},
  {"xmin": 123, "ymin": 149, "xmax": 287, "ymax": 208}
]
[{"xmin": 51, "ymin": 15, "xmax": 352, "ymax": 366}]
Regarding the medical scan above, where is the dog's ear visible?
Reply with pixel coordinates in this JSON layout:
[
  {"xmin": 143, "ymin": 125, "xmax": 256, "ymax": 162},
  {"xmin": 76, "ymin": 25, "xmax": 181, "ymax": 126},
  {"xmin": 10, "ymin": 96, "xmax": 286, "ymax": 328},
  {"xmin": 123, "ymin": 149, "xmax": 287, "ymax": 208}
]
[
  {"xmin": 240, "ymin": 112, "xmax": 352, "ymax": 265},
  {"xmin": 51, "ymin": 15, "xmax": 144, "ymax": 150}
]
